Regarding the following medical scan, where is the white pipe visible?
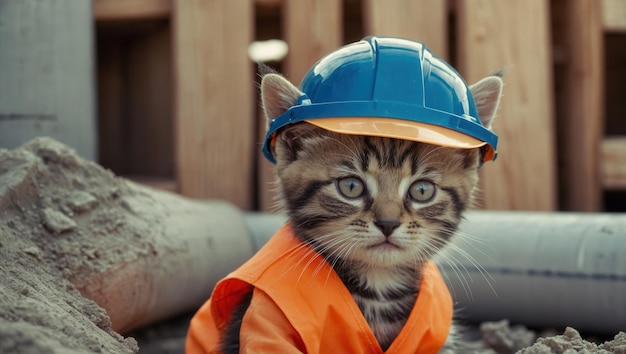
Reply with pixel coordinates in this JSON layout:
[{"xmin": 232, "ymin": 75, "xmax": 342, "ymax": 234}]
[
  {"xmin": 80, "ymin": 191, "xmax": 257, "ymax": 334},
  {"xmin": 441, "ymin": 211, "xmax": 626, "ymax": 334},
  {"xmin": 243, "ymin": 211, "xmax": 626, "ymax": 334}
]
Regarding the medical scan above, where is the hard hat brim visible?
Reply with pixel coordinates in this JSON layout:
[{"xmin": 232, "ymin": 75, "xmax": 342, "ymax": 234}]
[{"xmin": 305, "ymin": 117, "xmax": 496, "ymax": 161}]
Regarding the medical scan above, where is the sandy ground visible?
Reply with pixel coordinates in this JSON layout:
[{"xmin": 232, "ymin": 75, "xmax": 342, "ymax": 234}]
[{"xmin": 1, "ymin": 137, "xmax": 624, "ymax": 353}]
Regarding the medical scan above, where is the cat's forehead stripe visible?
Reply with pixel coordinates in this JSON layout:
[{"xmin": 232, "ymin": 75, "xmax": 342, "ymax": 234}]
[{"xmin": 357, "ymin": 137, "xmax": 423, "ymax": 171}]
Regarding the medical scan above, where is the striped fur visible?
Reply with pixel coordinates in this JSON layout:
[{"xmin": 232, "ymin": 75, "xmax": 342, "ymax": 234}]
[
  {"xmin": 274, "ymin": 129, "xmax": 480, "ymax": 350},
  {"xmin": 218, "ymin": 69, "xmax": 502, "ymax": 353}
]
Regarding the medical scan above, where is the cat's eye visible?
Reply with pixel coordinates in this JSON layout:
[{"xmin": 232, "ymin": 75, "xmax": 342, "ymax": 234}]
[
  {"xmin": 337, "ymin": 177, "xmax": 365, "ymax": 199},
  {"xmin": 408, "ymin": 180, "xmax": 436, "ymax": 202}
]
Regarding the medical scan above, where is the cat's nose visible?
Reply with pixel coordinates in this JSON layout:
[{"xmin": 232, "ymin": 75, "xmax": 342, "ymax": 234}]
[{"xmin": 374, "ymin": 220, "xmax": 400, "ymax": 237}]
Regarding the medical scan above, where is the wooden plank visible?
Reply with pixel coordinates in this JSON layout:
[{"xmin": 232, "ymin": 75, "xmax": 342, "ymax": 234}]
[
  {"xmin": 456, "ymin": 0, "xmax": 557, "ymax": 210},
  {"xmin": 602, "ymin": 137, "xmax": 626, "ymax": 190},
  {"xmin": 173, "ymin": 0, "xmax": 254, "ymax": 209},
  {"xmin": 94, "ymin": 0, "xmax": 171, "ymax": 21},
  {"xmin": 362, "ymin": 0, "xmax": 448, "ymax": 60},
  {"xmin": 282, "ymin": 0, "xmax": 342, "ymax": 83},
  {"xmin": 257, "ymin": 0, "xmax": 342, "ymax": 211},
  {"xmin": 552, "ymin": 0, "xmax": 604, "ymax": 211},
  {"xmin": 602, "ymin": 0, "xmax": 626, "ymax": 32}
]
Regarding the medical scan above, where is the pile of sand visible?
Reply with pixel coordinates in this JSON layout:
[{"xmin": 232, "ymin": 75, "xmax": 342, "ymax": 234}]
[
  {"xmin": 466, "ymin": 320, "xmax": 626, "ymax": 354},
  {"xmin": 0, "ymin": 137, "xmax": 140, "ymax": 353},
  {"xmin": 518, "ymin": 327, "xmax": 626, "ymax": 354},
  {"xmin": 0, "ymin": 137, "xmax": 624, "ymax": 353},
  {"xmin": 0, "ymin": 137, "xmax": 252, "ymax": 353}
]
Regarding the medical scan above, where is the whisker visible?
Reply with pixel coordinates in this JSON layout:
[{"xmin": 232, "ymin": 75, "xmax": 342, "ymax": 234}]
[
  {"xmin": 290, "ymin": 229, "xmax": 355, "ymax": 284},
  {"xmin": 309, "ymin": 235, "xmax": 349, "ymax": 280},
  {"xmin": 435, "ymin": 230, "xmax": 498, "ymax": 299}
]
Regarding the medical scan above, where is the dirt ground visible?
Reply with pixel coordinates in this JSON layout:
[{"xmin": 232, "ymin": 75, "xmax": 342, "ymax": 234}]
[{"xmin": 1, "ymin": 137, "xmax": 624, "ymax": 353}]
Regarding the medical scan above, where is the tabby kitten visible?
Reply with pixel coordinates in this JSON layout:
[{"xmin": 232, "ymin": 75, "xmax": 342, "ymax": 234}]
[{"xmin": 220, "ymin": 69, "xmax": 503, "ymax": 353}]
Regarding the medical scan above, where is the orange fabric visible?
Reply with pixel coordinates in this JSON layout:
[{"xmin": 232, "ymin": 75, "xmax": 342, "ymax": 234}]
[{"xmin": 186, "ymin": 224, "xmax": 453, "ymax": 354}]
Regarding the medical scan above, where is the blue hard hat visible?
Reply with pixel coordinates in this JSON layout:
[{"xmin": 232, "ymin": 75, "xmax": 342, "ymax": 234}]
[{"xmin": 262, "ymin": 36, "xmax": 498, "ymax": 164}]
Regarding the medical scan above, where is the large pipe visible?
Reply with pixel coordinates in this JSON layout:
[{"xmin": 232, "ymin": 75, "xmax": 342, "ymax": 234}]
[
  {"xmin": 73, "ymin": 191, "xmax": 257, "ymax": 334},
  {"xmin": 243, "ymin": 211, "xmax": 626, "ymax": 334}
]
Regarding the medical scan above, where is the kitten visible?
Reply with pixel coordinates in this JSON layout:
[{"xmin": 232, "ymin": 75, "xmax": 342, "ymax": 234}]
[{"xmin": 219, "ymin": 69, "xmax": 503, "ymax": 353}]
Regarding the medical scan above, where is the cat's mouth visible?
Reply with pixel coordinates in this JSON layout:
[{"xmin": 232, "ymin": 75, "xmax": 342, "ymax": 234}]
[{"xmin": 367, "ymin": 239, "xmax": 401, "ymax": 251}]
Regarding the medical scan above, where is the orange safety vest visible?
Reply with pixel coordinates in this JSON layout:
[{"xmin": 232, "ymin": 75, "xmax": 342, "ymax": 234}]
[{"xmin": 186, "ymin": 224, "xmax": 453, "ymax": 354}]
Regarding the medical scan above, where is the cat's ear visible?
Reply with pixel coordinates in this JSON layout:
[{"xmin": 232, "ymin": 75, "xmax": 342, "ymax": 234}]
[
  {"xmin": 469, "ymin": 73, "xmax": 504, "ymax": 130},
  {"xmin": 259, "ymin": 69, "xmax": 327, "ymax": 163},
  {"xmin": 260, "ymin": 71, "xmax": 303, "ymax": 127}
]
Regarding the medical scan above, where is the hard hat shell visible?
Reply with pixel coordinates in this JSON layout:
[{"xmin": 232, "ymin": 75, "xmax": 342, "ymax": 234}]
[{"xmin": 262, "ymin": 36, "xmax": 498, "ymax": 164}]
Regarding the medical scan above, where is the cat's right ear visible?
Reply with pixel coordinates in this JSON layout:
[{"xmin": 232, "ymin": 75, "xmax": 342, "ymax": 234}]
[
  {"xmin": 260, "ymin": 72, "xmax": 303, "ymax": 128},
  {"xmin": 469, "ymin": 73, "xmax": 504, "ymax": 130}
]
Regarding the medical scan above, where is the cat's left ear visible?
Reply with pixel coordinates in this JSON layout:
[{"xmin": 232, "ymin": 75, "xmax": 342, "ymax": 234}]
[
  {"xmin": 260, "ymin": 72, "xmax": 303, "ymax": 127},
  {"xmin": 469, "ymin": 74, "xmax": 504, "ymax": 130}
]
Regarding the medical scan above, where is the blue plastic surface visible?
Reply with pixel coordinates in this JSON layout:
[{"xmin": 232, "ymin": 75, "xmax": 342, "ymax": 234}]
[{"xmin": 262, "ymin": 36, "xmax": 498, "ymax": 164}]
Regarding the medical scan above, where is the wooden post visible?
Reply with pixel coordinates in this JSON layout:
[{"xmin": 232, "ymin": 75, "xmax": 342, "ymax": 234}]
[
  {"xmin": 456, "ymin": 0, "xmax": 557, "ymax": 210},
  {"xmin": 282, "ymin": 0, "xmax": 343, "ymax": 84},
  {"xmin": 363, "ymin": 0, "xmax": 448, "ymax": 60},
  {"xmin": 172, "ymin": 0, "xmax": 254, "ymax": 209},
  {"xmin": 552, "ymin": 0, "xmax": 604, "ymax": 211},
  {"xmin": 258, "ymin": 0, "xmax": 343, "ymax": 211}
]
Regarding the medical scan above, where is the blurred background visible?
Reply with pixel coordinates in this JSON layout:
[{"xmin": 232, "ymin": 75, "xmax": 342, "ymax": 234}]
[{"xmin": 1, "ymin": 0, "xmax": 624, "ymax": 212}]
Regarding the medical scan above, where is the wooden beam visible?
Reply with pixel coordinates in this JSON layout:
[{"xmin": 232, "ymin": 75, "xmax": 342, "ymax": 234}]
[
  {"xmin": 602, "ymin": 137, "xmax": 626, "ymax": 190},
  {"xmin": 363, "ymin": 0, "xmax": 448, "ymax": 60},
  {"xmin": 282, "ymin": 0, "xmax": 342, "ymax": 83},
  {"xmin": 456, "ymin": 0, "xmax": 557, "ymax": 210},
  {"xmin": 173, "ymin": 0, "xmax": 254, "ymax": 209},
  {"xmin": 602, "ymin": 0, "xmax": 626, "ymax": 32},
  {"xmin": 257, "ymin": 0, "xmax": 342, "ymax": 211},
  {"xmin": 552, "ymin": 0, "xmax": 604, "ymax": 211},
  {"xmin": 94, "ymin": 0, "xmax": 171, "ymax": 21}
]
